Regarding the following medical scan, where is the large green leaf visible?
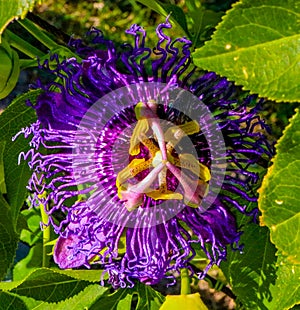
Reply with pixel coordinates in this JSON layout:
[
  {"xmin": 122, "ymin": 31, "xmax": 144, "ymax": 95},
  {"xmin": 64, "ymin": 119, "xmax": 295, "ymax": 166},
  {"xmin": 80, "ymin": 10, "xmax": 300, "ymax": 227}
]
[
  {"xmin": 259, "ymin": 108, "xmax": 300, "ymax": 263},
  {"xmin": 90, "ymin": 282, "xmax": 165, "ymax": 310},
  {"xmin": 0, "ymin": 0, "xmax": 41, "ymax": 40},
  {"xmin": 0, "ymin": 291, "xmax": 28, "ymax": 310},
  {"xmin": 0, "ymin": 277, "xmax": 107, "ymax": 310},
  {"xmin": 0, "ymin": 90, "xmax": 39, "ymax": 223},
  {"xmin": 192, "ymin": 0, "xmax": 300, "ymax": 102},
  {"xmin": 20, "ymin": 284, "xmax": 106, "ymax": 310},
  {"xmin": 51, "ymin": 269, "xmax": 103, "ymax": 283},
  {"xmin": 0, "ymin": 268, "xmax": 102, "ymax": 303},
  {"xmin": 264, "ymin": 255, "xmax": 300, "ymax": 310},
  {"xmin": 221, "ymin": 214, "xmax": 277, "ymax": 310},
  {"xmin": 0, "ymin": 193, "xmax": 18, "ymax": 280}
]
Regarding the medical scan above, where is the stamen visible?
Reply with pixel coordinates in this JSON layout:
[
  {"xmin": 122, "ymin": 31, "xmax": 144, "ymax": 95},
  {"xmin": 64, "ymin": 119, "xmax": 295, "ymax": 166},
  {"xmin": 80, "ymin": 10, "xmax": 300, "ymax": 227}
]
[
  {"xmin": 139, "ymin": 133, "xmax": 159, "ymax": 156},
  {"xmin": 173, "ymin": 153, "xmax": 211, "ymax": 182},
  {"xmin": 129, "ymin": 119, "xmax": 149, "ymax": 155},
  {"xmin": 116, "ymin": 158, "xmax": 148, "ymax": 189},
  {"xmin": 165, "ymin": 120, "xmax": 200, "ymax": 151},
  {"xmin": 147, "ymin": 189, "xmax": 183, "ymax": 201},
  {"xmin": 166, "ymin": 162, "xmax": 208, "ymax": 208},
  {"xmin": 119, "ymin": 162, "xmax": 166, "ymax": 211},
  {"xmin": 129, "ymin": 162, "xmax": 165, "ymax": 193},
  {"xmin": 165, "ymin": 120, "xmax": 200, "ymax": 142}
]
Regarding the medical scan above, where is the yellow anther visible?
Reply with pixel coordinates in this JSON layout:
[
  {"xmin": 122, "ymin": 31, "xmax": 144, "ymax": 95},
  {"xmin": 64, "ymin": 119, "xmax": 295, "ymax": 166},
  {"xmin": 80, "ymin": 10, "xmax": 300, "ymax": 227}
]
[
  {"xmin": 164, "ymin": 120, "xmax": 200, "ymax": 145},
  {"xmin": 139, "ymin": 132, "xmax": 159, "ymax": 156},
  {"xmin": 178, "ymin": 154, "xmax": 211, "ymax": 182},
  {"xmin": 116, "ymin": 158, "xmax": 146, "ymax": 189},
  {"xmin": 134, "ymin": 101, "xmax": 156, "ymax": 120},
  {"xmin": 167, "ymin": 153, "xmax": 210, "ymax": 182},
  {"xmin": 198, "ymin": 162, "xmax": 211, "ymax": 182},
  {"xmin": 147, "ymin": 190, "xmax": 183, "ymax": 201},
  {"xmin": 129, "ymin": 119, "xmax": 150, "ymax": 155},
  {"xmin": 130, "ymin": 159, "xmax": 151, "ymax": 175},
  {"xmin": 134, "ymin": 102, "xmax": 147, "ymax": 120}
]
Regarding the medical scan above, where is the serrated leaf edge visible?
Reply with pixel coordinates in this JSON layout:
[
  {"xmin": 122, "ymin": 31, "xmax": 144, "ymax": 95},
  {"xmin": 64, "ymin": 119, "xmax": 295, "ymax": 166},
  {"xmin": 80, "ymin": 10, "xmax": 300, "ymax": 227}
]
[{"xmin": 0, "ymin": 267, "xmax": 101, "ymax": 292}]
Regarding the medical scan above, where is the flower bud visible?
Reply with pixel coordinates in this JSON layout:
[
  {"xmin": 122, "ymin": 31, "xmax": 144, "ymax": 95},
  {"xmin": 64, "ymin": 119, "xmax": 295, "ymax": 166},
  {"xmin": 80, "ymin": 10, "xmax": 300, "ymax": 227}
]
[{"xmin": 160, "ymin": 293, "xmax": 208, "ymax": 310}]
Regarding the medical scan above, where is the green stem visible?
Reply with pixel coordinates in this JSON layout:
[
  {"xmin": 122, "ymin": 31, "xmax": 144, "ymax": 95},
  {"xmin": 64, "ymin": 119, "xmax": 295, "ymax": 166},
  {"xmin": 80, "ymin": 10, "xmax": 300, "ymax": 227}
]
[
  {"xmin": 5, "ymin": 30, "xmax": 44, "ymax": 58},
  {"xmin": 180, "ymin": 268, "xmax": 191, "ymax": 295},
  {"xmin": 40, "ymin": 202, "xmax": 51, "ymax": 268},
  {"xmin": 18, "ymin": 18, "xmax": 58, "ymax": 50}
]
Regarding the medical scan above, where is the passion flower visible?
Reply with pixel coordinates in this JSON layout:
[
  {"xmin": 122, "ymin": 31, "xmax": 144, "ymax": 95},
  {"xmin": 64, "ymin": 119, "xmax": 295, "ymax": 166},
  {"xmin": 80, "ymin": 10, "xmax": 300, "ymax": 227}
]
[{"xmin": 15, "ymin": 18, "xmax": 273, "ymax": 288}]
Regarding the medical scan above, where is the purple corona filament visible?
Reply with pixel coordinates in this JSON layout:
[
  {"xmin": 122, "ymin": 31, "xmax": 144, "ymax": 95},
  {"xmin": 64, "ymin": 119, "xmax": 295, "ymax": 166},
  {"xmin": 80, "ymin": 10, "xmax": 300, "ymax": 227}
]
[{"xmin": 15, "ymin": 18, "xmax": 273, "ymax": 288}]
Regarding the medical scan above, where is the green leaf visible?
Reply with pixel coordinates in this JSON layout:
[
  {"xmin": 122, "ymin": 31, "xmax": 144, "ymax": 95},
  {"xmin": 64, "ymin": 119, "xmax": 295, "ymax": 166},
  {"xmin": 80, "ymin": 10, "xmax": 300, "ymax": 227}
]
[
  {"xmin": 137, "ymin": 0, "xmax": 189, "ymax": 36},
  {"xmin": 0, "ymin": 291, "xmax": 28, "ymax": 310},
  {"xmin": 264, "ymin": 255, "xmax": 300, "ymax": 310},
  {"xmin": 24, "ymin": 284, "xmax": 107, "ymax": 310},
  {"xmin": 42, "ymin": 284, "xmax": 107, "ymax": 310},
  {"xmin": 185, "ymin": 2, "xmax": 223, "ymax": 48},
  {"xmin": 0, "ymin": 268, "xmax": 103, "ymax": 303},
  {"xmin": 0, "ymin": 0, "xmax": 41, "ymax": 40},
  {"xmin": 192, "ymin": 0, "xmax": 300, "ymax": 102},
  {"xmin": 0, "ymin": 90, "xmax": 39, "ymax": 223},
  {"xmin": 221, "ymin": 215, "xmax": 277, "ymax": 310},
  {"xmin": 135, "ymin": 282, "xmax": 165, "ymax": 310},
  {"xmin": 90, "ymin": 282, "xmax": 165, "ymax": 310},
  {"xmin": 0, "ymin": 141, "xmax": 6, "ymax": 193},
  {"xmin": 0, "ymin": 193, "xmax": 18, "ymax": 281},
  {"xmin": 52, "ymin": 269, "xmax": 103, "ymax": 283},
  {"xmin": 0, "ymin": 37, "xmax": 20, "ymax": 99},
  {"xmin": 259, "ymin": 108, "xmax": 300, "ymax": 264},
  {"xmin": 0, "ymin": 283, "xmax": 107, "ymax": 310},
  {"xmin": 19, "ymin": 208, "xmax": 42, "ymax": 247}
]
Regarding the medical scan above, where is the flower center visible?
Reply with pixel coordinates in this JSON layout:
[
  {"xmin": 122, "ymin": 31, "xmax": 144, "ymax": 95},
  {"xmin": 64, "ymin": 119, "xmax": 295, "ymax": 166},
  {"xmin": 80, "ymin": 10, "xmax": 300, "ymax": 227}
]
[{"xmin": 116, "ymin": 101, "xmax": 211, "ymax": 211}]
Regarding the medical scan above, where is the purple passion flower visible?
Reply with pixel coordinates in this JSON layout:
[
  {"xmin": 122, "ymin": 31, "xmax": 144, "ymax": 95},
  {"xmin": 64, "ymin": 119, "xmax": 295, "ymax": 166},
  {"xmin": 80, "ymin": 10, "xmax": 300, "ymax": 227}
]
[{"xmin": 15, "ymin": 19, "xmax": 273, "ymax": 288}]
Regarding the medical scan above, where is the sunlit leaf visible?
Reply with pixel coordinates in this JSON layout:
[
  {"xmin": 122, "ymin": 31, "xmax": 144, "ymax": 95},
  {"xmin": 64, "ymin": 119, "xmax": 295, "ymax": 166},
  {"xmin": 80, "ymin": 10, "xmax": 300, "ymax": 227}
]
[
  {"xmin": 0, "ymin": 0, "xmax": 41, "ymax": 40},
  {"xmin": 264, "ymin": 255, "xmax": 300, "ymax": 310},
  {"xmin": 0, "ymin": 277, "xmax": 107, "ymax": 310},
  {"xmin": 90, "ymin": 281, "xmax": 165, "ymax": 310},
  {"xmin": 30, "ymin": 284, "xmax": 107, "ymax": 310},
  {"xmin": 0, "ymin": 268, "xmax": 103, "ymax": 303},
  {"xmin": 259, "ymin": 108, "xmax": 300, "ymax": 263},
  {"xmin": 193, "ymin": 0, "xmax": 300, "ymax": 102},
  {"xmin": 0, "ymin": 89, "xmax": 39, "ymax": 223}
]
